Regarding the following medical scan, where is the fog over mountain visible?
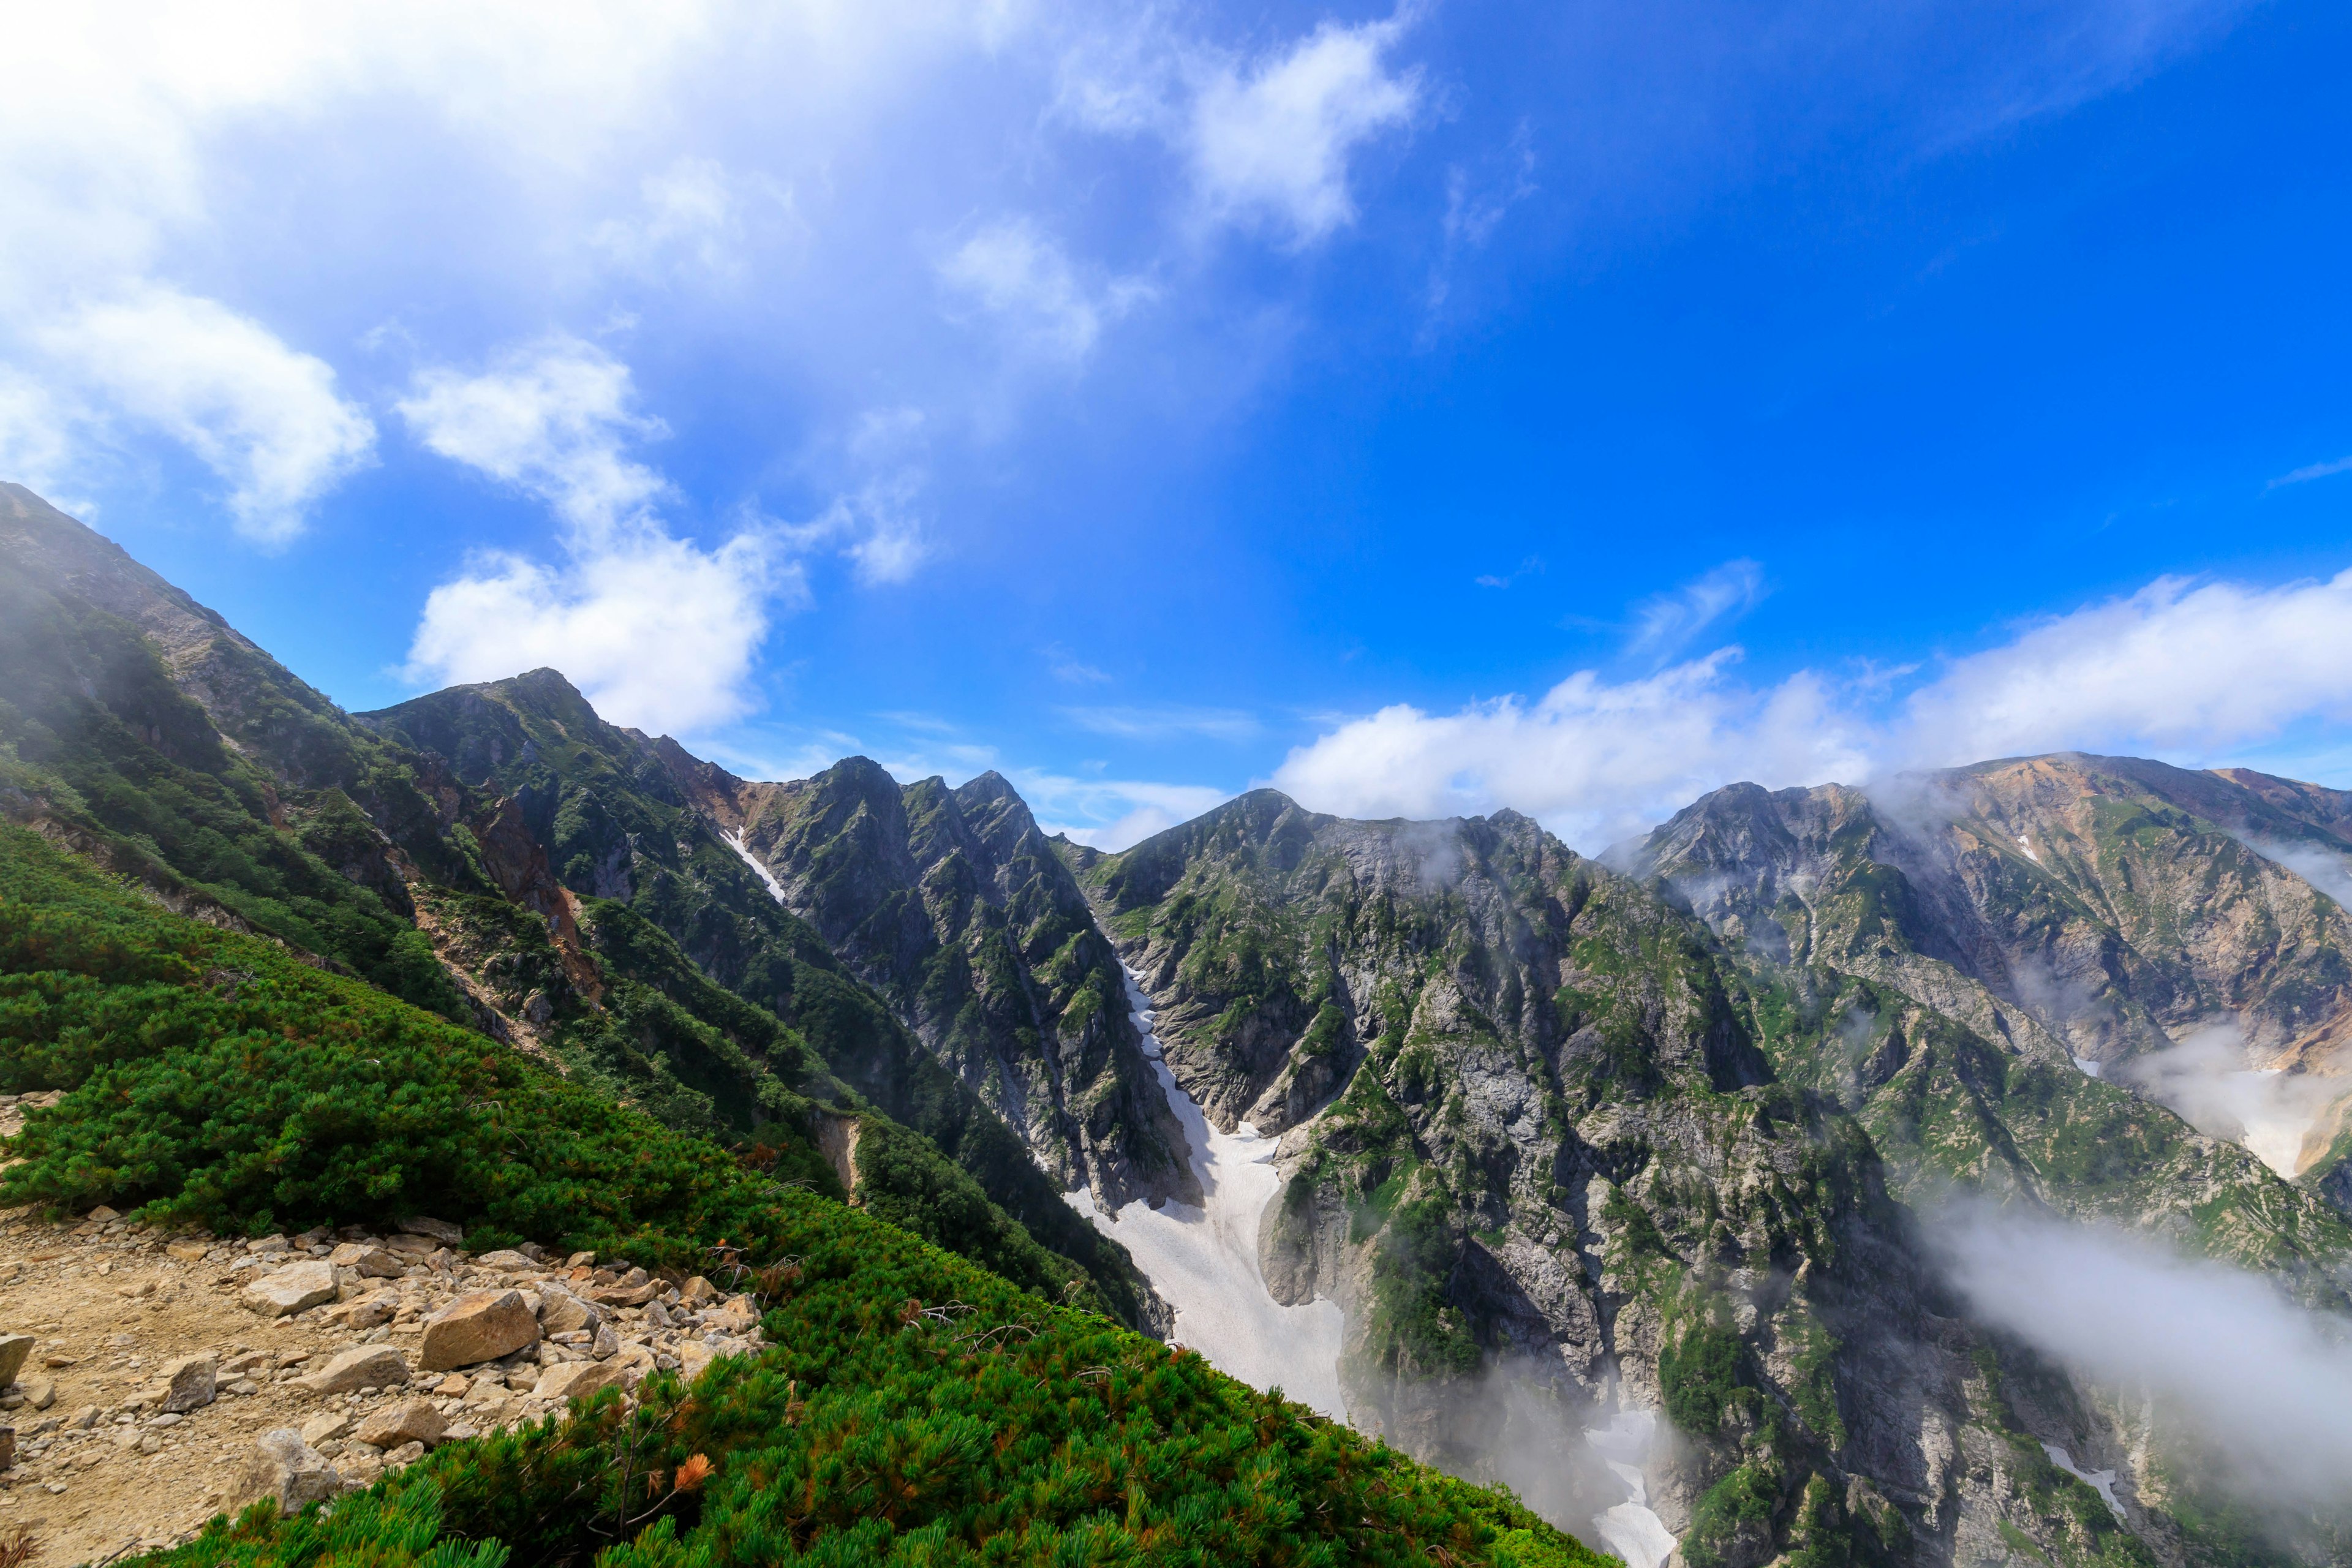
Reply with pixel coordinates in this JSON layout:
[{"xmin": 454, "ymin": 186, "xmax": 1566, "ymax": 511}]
[{"xmin": 11, "ymin": 484, "xmax": 2352, "ymax": 1566}]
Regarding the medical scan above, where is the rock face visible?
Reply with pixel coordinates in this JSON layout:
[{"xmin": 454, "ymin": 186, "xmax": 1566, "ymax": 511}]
[
  {"xmin": 235, "ymin": 1429, "xmax": 342, "ymax": 1513},
  {"xmin": 1079, "ymin": 791, "xmax": 2173, "ymax": 1568},
  {"xmin": 241, "ymin": 1261, "xmax": 339, "ymax": 1317},
  {"xmin": 719, "ymin": 758, "xmax": 1194, "ymax": 1212},
  {"xmin": 419, "ymin": 1290, "xmax": 540, "ymax": 1370},
  {"xmin": 1622, "ymin": 758, "xmax": 2352, "ymax": 1280}
]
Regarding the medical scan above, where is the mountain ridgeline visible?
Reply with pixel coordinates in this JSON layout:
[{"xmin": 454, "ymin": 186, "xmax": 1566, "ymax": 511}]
[{"xmin": 9, "ymin": 482, "xmax": 2352, "ymax": 1567}]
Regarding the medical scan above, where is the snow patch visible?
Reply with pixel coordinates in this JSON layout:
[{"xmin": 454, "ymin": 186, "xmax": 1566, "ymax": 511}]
[
  {"xmin": 2041, "ymin": 1442, "xmax": 2127, "ymax": 1520},
  {"xmin": 1584, "ymin": 1409, "xmax": 1679, "ymax": 1568},
  {"xmin": 722, "ymin": 829, "xmax": 788, "ymax": 905},
  {"xmin": 1069, "ymin": 970, "xmax": 1348, "ymax": 1422}
]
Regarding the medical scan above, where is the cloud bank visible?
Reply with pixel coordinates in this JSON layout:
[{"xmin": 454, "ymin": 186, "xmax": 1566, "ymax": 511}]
[
  {"xmin": 1934, "ymin": 1205, "xmax": 2352, "ymax": 1513},
  {"xmin": 1275, "ymin": 567, "xmax": 2352, "ymax": 848}
]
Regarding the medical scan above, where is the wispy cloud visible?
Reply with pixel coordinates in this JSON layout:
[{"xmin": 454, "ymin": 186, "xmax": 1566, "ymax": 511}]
[
  {"xmin": 1627, "ymin": 559, "xmax": 1766, "ymax": 663},
  {"xmin": 1060, "ymin": 704, "xmax": 1261, "ymax": 742},
  {"xmin": 937, "ymin": 217, "xmax": 1155, "ymax": 366},
  {"xmin": 1019, "ymin": 771, "xmax": 1234, "ymax": 850},
  {"xmin": 2269, "ymin": 454, "xmax": 2352, "ymax": 489}
]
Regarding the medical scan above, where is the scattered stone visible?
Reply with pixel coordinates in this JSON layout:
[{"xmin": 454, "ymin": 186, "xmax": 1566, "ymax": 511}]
[
  {"xmin": 298, "ymin": 1346, "xmax": 410, "ymax": 1395},
  {"xmin": 420, "ymin": 1290, "xmax": 539, "ymax": 1371},
  {"xmin": 383, "ymin": 1439, "xmax": 427, "ymax": 1467},
  {"xmin": 590, "ymin": 1282, "xmax": 658, "ymax": 1308},
  {"xmin": 226, "ymin": 1379, "xmax": 262, "ymax": 1396},
  {"xmin": 353, "ymin": 1398, "xmax": 447, "ymax": 1450},
  {"xmin": 537, "ymin": 1288, "xmax": 599, "ymax": 1335},
  {"xmin": 165, "ymin": 1240, "xmax": 211, "ymax": 1263},
  {"xmin": 20, "ymin": 1375, "xmax": 55, "ymax": 1411},
  {"xmin": 472, "ymin": 1250, "xmax": 536, "ymax": 1271},
  {"xmin": 87, "ymin": 1205, "xmax": 121, "ymax": 1223},
  {"xmin": 565, "ymin": 1251, "xmax": 596, "ymax": 1268},
  {"xmin": 434, "ymin": 1374, "xmax": 470, "ymax": 1396},
  {"xmin": 612, "ymin": 1343, "xmax": 658, "ymax": 1385},
  {"xmin": 676, "ymin": 1342, "xmax": 717, "ymax": 1381},
  {"xmin": 706, "ymin": 1297, "xmax": 760, "ymax": 1333},
  {"xmin": 156, "ymin": 1352, "xmax": 217, "ymax": 1413},
  {"xmin": 327, "ymin": 1244, "xmax": 405, "ymax": 1278},
  {"xmin": 0, "ymin": 1427, "xmax": 13, "ymax": 1470},
  {"xmin": 532, "ymin": 1359, "xmax": 622, "ymax": 1402},
  {"xmin": 233, "ymin": 1429, "xmax": 341, "ymax": 1514},
  {"xmin": 301, "ymin": 1412, "xmax": 352, "ymax": 1446},
  {"xmin": 69, "ymin": 1404, "xmax": 101, "ymax": 1430},
  {"xmin": 394, "ymin": 1216, "xmax": 464, "ymax": 1246},
  {"xmin": 0, "ymin": 1334, "xmax": 32, "ymax": 1386},
  {"xmin": 241, "ymin": 1260, "xmax": 339, "ymax": 1317}
]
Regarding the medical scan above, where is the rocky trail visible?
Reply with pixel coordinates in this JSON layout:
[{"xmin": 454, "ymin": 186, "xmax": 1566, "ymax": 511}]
[{"xmin": 0, "ymin": 1115, "xmax": 767, "ymax": 1566}]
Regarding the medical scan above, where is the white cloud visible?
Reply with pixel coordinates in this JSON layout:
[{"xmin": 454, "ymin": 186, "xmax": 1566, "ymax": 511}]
[
  {"xmin": 1057, "ymin": 8, "xmax": 1423, "ymax": 247},
  {"xmin": 31, "ymin": 287, "xmax": 375, "ymax": 545},
  {"xmin": 1187, "ymin": 14, "xmax": 1422, "ymax": 243},
  {"xmin": 1627, "ymin": 559, "xmax": 1766, "ymax": 663},
  {"xmin": 1060, "ymin": 704, "xmax": 1260, "ymax": 742},
  {"xmin": 937, "ymin": 218, "xmax": 1154, "ymax": 364},
  {"xmin": 589, "ymin": 156, "xmax": 771, "ymax": 278},
  {"xmin": 398, "ymin": 335, "xmax": 668, "ymax": 539},
  {"xmin": 404, "ymin": 527, "xmax": 786, "ymax": 734},
  {"xmin": 1022, "ymin": 772, "xmax": 1234, "ymax": 850},
  {"xmin": 1899, "ymin": 570, "xmax": 2352, "ymax": 765},
  {"xmin": 1273, "ymin": 566, "xmax": 2352, "ymax": 850},
  {"xmin": 1272, "ymin": 652, "xmax": 1870, "ymax": 848},
  {"xmin": 2270, "ymin": 454, "xmax": 2352, "ymax": 488},
  {"xmin": 1934, "ymin": 1204, "xmax": 2352, "ymax": 1512}
]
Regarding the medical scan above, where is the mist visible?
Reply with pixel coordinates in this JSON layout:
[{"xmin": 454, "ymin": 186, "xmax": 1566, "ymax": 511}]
[
  {"xmin": 2119, "ymin": 1022, "xmax": 2348, "ymax": 1177},
  {"xmin": 2237, "ymin": 832, "xmax": 2352, "ymax": 913},
  {"xmin": 1932, "ymin": 1204, "xmax": 2352, "ymax": 1511}
]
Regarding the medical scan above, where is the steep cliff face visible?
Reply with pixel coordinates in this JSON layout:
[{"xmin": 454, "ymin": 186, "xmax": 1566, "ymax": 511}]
[
  {"xmin": 356, "ymin": 675, "xmax": 1167, "ymax": 1327},
  {"xmin": 1623, "ymin": 758, "xmax": 2352, "ymax": 1285},
  {"xmin": 1079, "ymin": 793, "xmax": 2160, "ymax": 1568},
  {"xmin": 703, "ymin": 756, "xmax": 1191, "ymax": 1211}
]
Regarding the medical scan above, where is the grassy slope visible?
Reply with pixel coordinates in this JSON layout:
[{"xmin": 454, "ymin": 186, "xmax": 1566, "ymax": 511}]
[{"xmin": 0, "ymin": 824, "xmax": 1602, "ymax": 1568}]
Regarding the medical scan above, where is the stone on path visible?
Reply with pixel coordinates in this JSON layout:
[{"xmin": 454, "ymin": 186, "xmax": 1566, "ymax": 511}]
[
  {"xmin": 156, "ymin": 1353, "xmax": 217, "ymax": 1413},
  {"xmin": 533, "ymin": 1359, "xmax": 623, "ymax": 1402},
  {"xmin": 241, "ymin": 1260, "xmax": 339, "ymax": 1317},
  {"xmin": 327, "ymin": 1243, "xmax": 405, "ymax": 1277},
  {"xmin": 420, "ymin": 1289, "xmax": 540, "ymax": 1370},
  {"xmin": 298, "ymin": 1345, "xmax": 412, "ymax": 1395},
  {"xmin": 234, "ymin": 1429, "xmax": 342, "ymax": 1513},
  {"xmin": 353, "ymin": 1398, "xmax": 447, "ymax": 1450}
]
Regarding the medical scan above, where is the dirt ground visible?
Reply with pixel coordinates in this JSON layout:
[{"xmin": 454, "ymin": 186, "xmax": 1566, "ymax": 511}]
[{"xmin": 0, "ymin": 1181, "xmax": 763, "ymax": 1568}]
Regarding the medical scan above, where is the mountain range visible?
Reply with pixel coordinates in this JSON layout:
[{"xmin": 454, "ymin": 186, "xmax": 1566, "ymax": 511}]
[{"xmin": 7, "ymin": 480, "xmax": 2351, "ymax": 1568}]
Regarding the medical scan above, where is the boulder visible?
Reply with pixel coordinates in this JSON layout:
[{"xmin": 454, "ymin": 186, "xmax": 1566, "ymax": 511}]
[
  {"xmin": 328, "ymin": 1244, "xmax": 405, "ymax": 1278},
  {"xmin": 233, "ymin": 1429, "xmax": 342, "ymax": 1513},
  {"xmin": 242, "ymin": 1260, "xmax": 339, "ymax": 1317},
  {"xmin": 675, "ymin": 1341, "xmax": 718, "ymax": 1381},
  {"xmin": 471, "ymin": 1250, "xmax": 536, "ymax": 1271},
  {"xmin": 353, "ymin": 1398, "xmax": 446, "ymax": 1450},
  {"xmin": 533, "ymin": 1359, "xmax": 623, "ymax": 1402},
  {"xmin": 537, "ymin": 1287, "xmax": 600, "ymax": 1336},
  {"xmin": 297, "ymin": 1345, "xmax": 411, "ymax": 1395},
  {"xmin": 706, "ymin": 1297, "xmax": 761, "ymax": 1333},
  {"xmin": 394, "ymin": 1215, "xmax": 464, "ymax": 1246},
  {"xmin": 301, "ymin": 1412, "xmax": 352, "ymax": 1446},
  {"xmin": 420, "ymin": 1289, "xmax": 540, "ymax": 1370},
  {"xmin": 612, "ymin": 1343, "xmax": 658, "ymax": 1386},
  {"xmin": 0, "ymin": 1334, "xmax": 33, "ymax": 1387},
  {"xmin": 677, "ymin": 1276, "xmax": 718, "ymax": 1308},
  {"xmin": 327, "ymin": 1294, "xmax": 399, "ymax": 1330},
  {"xmin": 589, "ymin": 1282, "xmax": 659, "ymax": 1308},
  {"xmin": 156, "ymin": 1353, "xmax": 217, "ymax": 1413}
]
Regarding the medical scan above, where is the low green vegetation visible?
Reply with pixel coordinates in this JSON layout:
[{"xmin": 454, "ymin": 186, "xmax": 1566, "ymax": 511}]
[{"xmin": 0, "ymin": 823, "xmax": 1604, "ymax": 1568}]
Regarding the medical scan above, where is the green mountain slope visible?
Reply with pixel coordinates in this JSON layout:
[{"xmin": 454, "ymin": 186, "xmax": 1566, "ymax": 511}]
[
  {"xmin": 0, "ymin": 486, "xmax": 1155, "ymax": 1329},
  {"xmin": 356, "ymin": 671, "xmax": 1163, "ymax": 1329},
  {"xmin": 0, "ymin": 823, "xmax": 1601, "ymax": 1568},
  {"xmin": 706, "ymin": 755, "xmax": 1191, "ymax": 1210},
  {"xmin": 1080, "ymin": 792, "xmax": 2173, "ymax": 1568},
  {"xmin": 1622, "ymin": 760, "xmax": 2352, "ymax": 1292}
]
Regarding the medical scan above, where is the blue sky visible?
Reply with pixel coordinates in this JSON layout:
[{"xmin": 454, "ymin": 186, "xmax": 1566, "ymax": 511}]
[{"xmin": 6, "ymin": 0, "xmax": 2351, "ymax": 846}]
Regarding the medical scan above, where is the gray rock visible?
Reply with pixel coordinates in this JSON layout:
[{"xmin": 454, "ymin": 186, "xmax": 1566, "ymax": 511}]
[
  {"xmin": 156, "ymin": 1353, "xmax": 217, "ymax": 1413},
  {"xmin": 297, "ymin": 1346, "xmax": 410, "ymax": 1395},
  {"xmin": 241, "ymin": 1260, "xmax": 339, "ymax": 1317},
  {"xmin": 233, "ymin": 1428, "xmax": 341, "ymax": 1514},
  {"xmin": 537, "ymin": 1286, "xmax": 600, "ymax": 1336},
  {"xmin": 394, "ymin": 1216, "xmax": 464, "ymax": 1246},
  {"xmin": 0, "ymin": 1334, "xmax": 34, "ymax": 1387}
]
